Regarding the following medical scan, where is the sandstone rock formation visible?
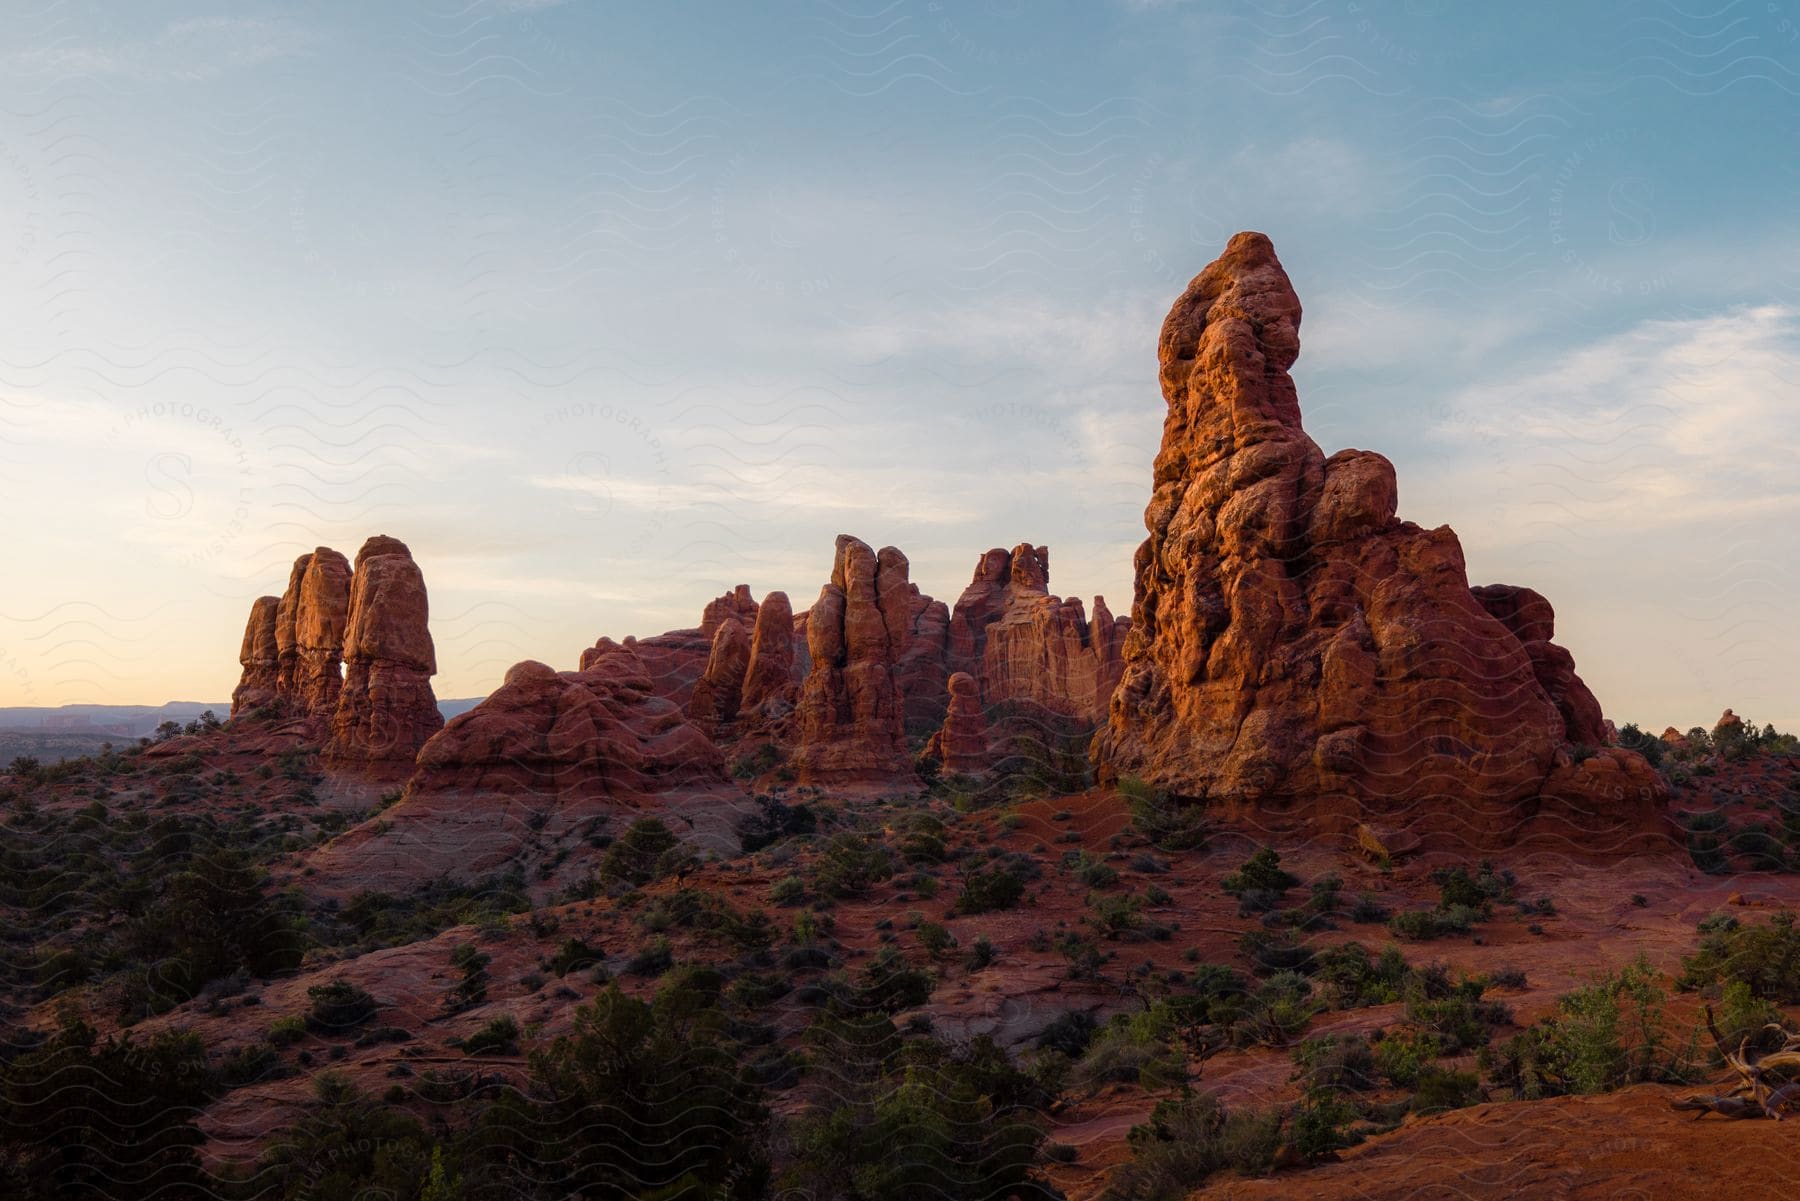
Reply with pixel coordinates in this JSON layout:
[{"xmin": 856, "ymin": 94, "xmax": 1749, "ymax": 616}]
[
  {"xmin": 793, "ymin": 535, "xmax": 914, "ymax": 781},
  {"xmin": 701, "ymin": 584, "xmax": 759, "ymax": 639},
  {"xmin": 273, "ymin": 555, "xmax": 310, "ymax": 695},
  {"xmin": 414, "ymin": 645, "xmax": 725, "ymax": 802},
  {"xmin": 688, "ymin": 616, "xmax": 751, "ymax": 726},
  {"xmin": 741, "ymin": 590, "xmax": 797, "ymax": 713},
  {"xmin": 946, "ymin": 544, "xmax": 1127, "ymax": 724},
  {"xmin": 328, "ymin": 536, "xmax": 444, "ymax": 764},
  {"xmin": 310, "ymin": 643, "xmax": 740, "ymax": 891},
  {"xmin": 231, "ymin": 536, "xmax": 443, "ymax": 766},
  {"xmin": 293, "ymin": 548, "xmax": 352, "ymax": 715},
  {"xmin": 230, "ymin": 596, "xmax": 281, "ymax": 715},
  {"xmin": 1091, "ymin": 231, "xmax": 1666, "ymax": 845},
  {"xmin": 924, "ymin": 672, "xmax": 989, "ymax": 773}
]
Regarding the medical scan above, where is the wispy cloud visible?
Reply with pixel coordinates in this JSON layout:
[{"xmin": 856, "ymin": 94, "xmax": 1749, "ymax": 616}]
[{"xmin": 17, "ymin": 17, "xmax": 313, "ymax": 82}]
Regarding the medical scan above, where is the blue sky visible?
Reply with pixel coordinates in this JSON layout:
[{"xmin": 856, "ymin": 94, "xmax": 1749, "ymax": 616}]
[{"xmin": 1, "ymin": 0, "xmax": 1795, "ymax": 732}]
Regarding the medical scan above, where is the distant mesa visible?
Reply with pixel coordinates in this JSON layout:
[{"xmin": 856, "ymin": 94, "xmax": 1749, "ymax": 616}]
[{"xmin": 1089, "ymin": 231, "xmax": 1668, "ymax": 848}]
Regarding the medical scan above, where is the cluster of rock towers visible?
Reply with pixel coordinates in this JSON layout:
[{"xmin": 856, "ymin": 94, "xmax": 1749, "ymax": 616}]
[
  {"xmin": 226, "ymin": 232, "xmax": 1667, "ymax": 848},
  {"xmin": 231, "ymin": 535, "xmax": 442, "ymax": 764}
]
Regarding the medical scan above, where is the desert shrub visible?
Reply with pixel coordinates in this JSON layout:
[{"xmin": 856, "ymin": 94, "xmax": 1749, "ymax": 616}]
[
  {"xmin": 1290, "ymin": 1034, "xmax": 1378, "ymax": 1091},
  {"xmin": 1688, "ymin": 829, "xmax": 1729, "ymax": 874},
  {"xmin": 1615, "ymin": 723, "xmax": 1665, "ymax": 766},
  {"xmin": 1236, "ymin": 928, "xmax": 1315, "ymax": 976},
  {"xmin": 0, "ymin": 1017, "xmax": 214, "ymax": 1199},
  {"xmin": 1411, "ymin": 1067, "xmax": 1482, "ymax": 1114},
  {"xmin": 850, "ymin": 947, "xmax": 935, "ymax": 1013},
  {"xmin": 1715, "ymin": 979, "xmax": 1788, "ymax": 1056},
  {"xmin": 1313, "ymin": 942, "xmax": 1410, "ymax": 1009},
  {"xmin": 814, "ymin": 833, "xmax": 896, "ymax": 899},
  {"xmin": 1677, "ymin": 909, "xmax": 1800, "ymax": 1002},
  {"xmin": 1221, "ymin": 848, "xmax": 1298, "ymax": 896},
  {"xmin": 447, "ymin": 943, "xmax": 491, "ymax": 1010},
  {"xmin": 217, "ymin": 1042, "xmax": 286, "ymax": 1090},
  {"xmin": 473, "ymin": 983, "xmax": 768, "ymax": 1198},
  {"xmin": 956, "ymin": 868, "xmax": 1025, "ymax": 915},
  {"xmin": 1290, "ymin": 1087, "xmax": 1361, "ymax": 1161},
  {"xmin": 1071, "ymin": 1005, "xmax": 1190, "ymax": 1092},
  {"xmin": 965, "ymin": 935, "xmax": 996, "ymax": 971},
  {"xmin": 599, "ymin": 817, "xmax": 686, "ymax": 888},
  {"xmin": 731, "ymin": 742, "xmax": 782, "ymax": 780},
  {"xmin": 305, "ymin": 978, "xmax": 377, "ymax": 1034},
  {"xmin": 1484, "ymin": 955, "xmax": 1684, "ymax": 1099},
  {"xmin": 546, "ymin": 937, "xmax": 600, "ymax": 978},
  {"xmin": 780, "ymin": 1032, "xmax": 1055, "ymax": 1201},
  {"xmin": 1122, "ymin": 775, "xmax": 1210, "ymax": 852},
  {"xmin": 1349, "ymin": 892, "xmax": 1391, "ymax": 923},
  {"xmin": 1102, "ymin": 1093, "xmax": 1282, "ymax": 1201},
  {"xmin": 1232, "ymin": 972, "xmax": 1320, "ymax": 1048},
  {"xmin": 735, "ymin": 794, "xmax": 815, "ymax": 851},
  {"xmin": 625, "ymin": 937, "xmax": 673, "ymax": 977},
  {"xmin": 1387, "ymin": 905, "xmax": 1477, "ymax": 941},
  {"xmin": 1373, "ymin": 1028, "xmax": 1443, "ymax": 1087},
  {"xmin": 1036, "ymin": 1010, "xmax": 1098, "ymax": 1058},
  {"xmin": 460, "ymin": 1014, "xmax": 520, "ymax": 1056},
  {"xmin": 916, "ymin": 921, "xmax": 954, "ymax": 957}
]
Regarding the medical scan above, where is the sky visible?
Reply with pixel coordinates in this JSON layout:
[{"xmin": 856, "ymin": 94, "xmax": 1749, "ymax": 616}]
[{"xmin": 0, "ymin": 0, "xmax": 1795, "ymax": 733}]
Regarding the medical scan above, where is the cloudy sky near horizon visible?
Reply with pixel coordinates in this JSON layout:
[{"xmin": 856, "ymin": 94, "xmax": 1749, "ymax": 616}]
[{"xmin": 1, "ymin": 0, "xmax": 1796, "ymax": 732}]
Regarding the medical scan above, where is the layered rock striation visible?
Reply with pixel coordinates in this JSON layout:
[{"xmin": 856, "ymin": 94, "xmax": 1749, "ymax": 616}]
[{"xmin": 948, "ymin": 543, "xmax": 1127, "ymax": 725}]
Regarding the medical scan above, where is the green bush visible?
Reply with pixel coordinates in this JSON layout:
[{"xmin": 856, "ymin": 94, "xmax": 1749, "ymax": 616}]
[
  {"xmin": 1221, "ymin": 848, "xmax": 1298, "ymax": 896},
  {"xmin": 813, "ymin": 832, "xmax": 896, "ymax": 899},
  {"xmin": 599, "ymin": 817, "xmax": 686, "ymax": 888},
  {"xmin": 1102, "ymin": 1093, "xmax": 1281, "ymax": 1201},
  {"xmin": 1122, "ymin": 775, "xmax": 1210, "ymax": 852},
  {"xmin": 1484, "ymin": 955, "xmax": 1685, "ymax": 1099},
  {"xmin": 1412, "ymin": 1067, "xmax": 1481, "ymax": 1114},
  {"xmin": 1373, "ymin": 1028, "xmax": 1442, "ymax": 1087},
  {"xmin": 477, "ymin": 983, "xmax": 768, "ymax": 1198},
  {"xmin": 1677, "ymin": 909, "xmax": 1800, "ymax": 1002},
  {"xmin": 956, "ymin": 868, "xmax": 1025, "ymax": 914},
  {"xmin": 305, "ymin": 978, "xmax": 377, "ymax": 1034},
  {"xmin": 460, "ymin": 1014, "xmax": 520, "ymax": 1056}
]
